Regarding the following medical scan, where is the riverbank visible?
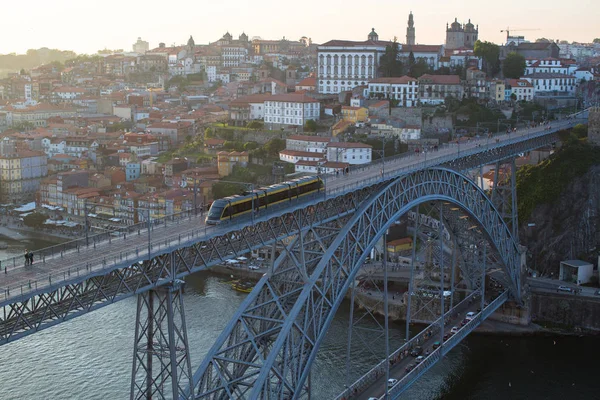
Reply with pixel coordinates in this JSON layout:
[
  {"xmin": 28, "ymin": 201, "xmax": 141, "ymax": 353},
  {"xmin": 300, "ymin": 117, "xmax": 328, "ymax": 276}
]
[{"xmin": 0, "ymin": 225, "xmax": 73, "ymax": 242}]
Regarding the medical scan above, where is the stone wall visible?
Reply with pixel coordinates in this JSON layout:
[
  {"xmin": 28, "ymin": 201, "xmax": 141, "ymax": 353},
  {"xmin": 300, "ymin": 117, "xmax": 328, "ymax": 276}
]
[
  {"xmin": 588, "ymin": 106, "xmax": 600, "ymax": 146},
  {"xmin": 530, "ymin": 291, "xmax": 600, "ymax": 332}
]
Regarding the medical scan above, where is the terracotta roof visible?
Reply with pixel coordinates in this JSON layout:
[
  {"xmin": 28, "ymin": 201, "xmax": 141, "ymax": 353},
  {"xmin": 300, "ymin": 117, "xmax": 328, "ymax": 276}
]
[
  {"xmin": 327, "ymin": 142, "xmax": 372, "ymax": 149},
  {"xmin": 369, "ymin": 76, "xmax": 417, "ymax": 84},
  {"xmin": 288, "ymin": 135, "xmax": 331, "ymax": 143},
  {"xmin": 279, "ymin": 149, "xmax": 325, "ymax": 158},
  {"xmin": 267, "ymin": 93, "xmax": 319, "ymax": 103},
  {"xmin": 399, "ymin": 45, "xmax": 442, "ymax": 53},
  {"xmin": 296, "ymin": 77, "xmax": 316, "ymax": 87},
  {"xmin": 418, "ymin": 74, "xmax": 461, "ymax": 85}
]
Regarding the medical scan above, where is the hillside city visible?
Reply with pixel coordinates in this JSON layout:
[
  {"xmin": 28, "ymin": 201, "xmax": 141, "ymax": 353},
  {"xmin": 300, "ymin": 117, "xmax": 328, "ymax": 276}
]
[{"xmin": 0, "ymin": 14, "xmax": 599, "ymax": 234}]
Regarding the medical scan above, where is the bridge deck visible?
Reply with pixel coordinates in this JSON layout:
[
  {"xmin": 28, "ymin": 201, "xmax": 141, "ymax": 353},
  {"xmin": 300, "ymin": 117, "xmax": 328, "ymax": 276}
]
[{"xmin": 0, "ymin": 119, "xmax": 578, "ymax": 305}]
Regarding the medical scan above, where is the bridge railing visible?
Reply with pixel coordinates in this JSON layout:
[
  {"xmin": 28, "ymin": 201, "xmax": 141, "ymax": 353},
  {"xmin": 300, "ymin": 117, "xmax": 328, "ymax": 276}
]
[
  {"xmin": 335, "ymin": 290, "xmax": 480, "ymax": 400},
  {"xmin": 384, "ymin": 290, "xmax": 508, "ymax": 399}
]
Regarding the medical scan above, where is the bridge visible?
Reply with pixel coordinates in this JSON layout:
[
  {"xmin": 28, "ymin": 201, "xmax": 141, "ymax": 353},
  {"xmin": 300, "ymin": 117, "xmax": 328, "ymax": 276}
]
[{"xmin": 0, "ymin": 110, "xmax": 590, "ymax": 399}]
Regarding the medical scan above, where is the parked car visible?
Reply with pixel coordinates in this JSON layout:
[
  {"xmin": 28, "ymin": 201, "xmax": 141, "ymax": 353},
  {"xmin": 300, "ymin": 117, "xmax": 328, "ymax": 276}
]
[
  {"xmin": 451, "ymin": 326, "xmax": 459, "ymax": 334},
  {"xmin": 415, "ymin": 355, "xmax": 425, "ymax": 363},
  {"xmin": 387, "ymin": 378, "xmax": 398, "ymax": 388},
  {"xmin": 557, "ymin": 285, "xmax": 572, "ymax": 292},
  {"xmin": 248, "ymin": 265, "xmax": 259, "ymax": 270},
  {"xmin": 410, "ymin": 346, "xmax": 423, "ymax": 357}
]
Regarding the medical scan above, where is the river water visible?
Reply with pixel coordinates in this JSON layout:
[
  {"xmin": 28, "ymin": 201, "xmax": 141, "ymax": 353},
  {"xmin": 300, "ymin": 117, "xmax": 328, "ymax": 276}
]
[{"xmin": 0, "ymin": 270, "xmax": 598, "ymax": 400}]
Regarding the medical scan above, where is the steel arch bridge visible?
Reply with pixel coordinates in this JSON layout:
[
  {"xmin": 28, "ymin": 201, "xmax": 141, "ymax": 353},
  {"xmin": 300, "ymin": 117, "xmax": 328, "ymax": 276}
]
[{"xmin": 190, "ymin": 166, "xmax": 521, "ymax": 399}]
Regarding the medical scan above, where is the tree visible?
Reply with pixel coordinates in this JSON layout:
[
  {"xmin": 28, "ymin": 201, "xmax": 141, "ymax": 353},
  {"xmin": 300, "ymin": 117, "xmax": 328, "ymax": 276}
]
[
  {"xmin": 246, "ymin": 121, "xmax": 263, "ymax": 130},
  {"xmin": 244, "ymin": 141, "xmax": 258, "ymax": 151},
  {"xmin": 263, "ymin": 138, "xmax": 286, "ymax": 157},
  {"xmin": 204, "ymin": 127, "xmax": 214, "ymax": 140},
  {"xmin": 502, "ymin": 52, "xmax": 526, "ymax": 79},
  {"xmin": 409, "ymin": 59, "xmax": 430, "ymax": 78},
  {"xmin": 535, "ymin": 38, "xmax": 551, "ymax": 43},
  {"xmin": 408, "ymin": 51, "xmax": 415, "ymax": 68},
  {"xmin": 594, "ymin": 38, "xmax": 600, "ymax": 44},
  {"xmin": 379, "ymin": 37, "xmax": 403, "ymax": 77},
  {"xmin": 474, "ymin": 40, "xmax": 500, "ymax": 76},
  {"xmin": 572, "ymin": 124, "xmax": 588, "ymax": 138},
  {"xmin": 304, "ymin": 119, "xmax": 317, "ymax": 132},
  {"xmin": 23, "ymin": 212, "xmax": 47, "ymax": 228}
]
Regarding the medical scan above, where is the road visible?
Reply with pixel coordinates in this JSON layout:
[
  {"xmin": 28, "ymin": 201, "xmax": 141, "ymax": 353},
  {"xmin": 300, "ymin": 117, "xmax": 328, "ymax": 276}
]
[
  {"xmin": 0, "ymin": 117, "xmax": 581, "ymax": 303},
  {"xmin": 527, "ymin": 277, "xmax": 600, "ymax": 298},
  {"xmin": 356, "ymin": 292, "xmax": 499, "ymax": 400}
]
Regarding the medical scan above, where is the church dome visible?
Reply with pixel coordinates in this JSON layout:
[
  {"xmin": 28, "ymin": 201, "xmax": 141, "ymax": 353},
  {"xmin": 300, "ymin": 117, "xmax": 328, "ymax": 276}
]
[
  {"xmin": 465, "ymin": 19, "xmax": 475, "ymax": 31},
  {"xmin": 368, "ymin": 28, "xmax": 379, "ymax": 41},
  {"xmin": 450, "ymin": 18, "xmax": 461, "ymax": 31}
]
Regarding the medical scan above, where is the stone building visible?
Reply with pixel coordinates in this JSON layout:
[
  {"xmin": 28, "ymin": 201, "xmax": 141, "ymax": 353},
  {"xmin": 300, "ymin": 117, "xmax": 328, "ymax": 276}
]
[{"xmin": 445, "ymin": 18, "xmax": 478, "ymax": 50}]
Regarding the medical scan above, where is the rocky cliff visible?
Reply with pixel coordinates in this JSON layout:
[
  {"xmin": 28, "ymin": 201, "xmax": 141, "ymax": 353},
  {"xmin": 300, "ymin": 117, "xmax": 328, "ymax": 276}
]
[{"xmin": 518, "ymin": 142, "xmax": 600, "ymax": 276}]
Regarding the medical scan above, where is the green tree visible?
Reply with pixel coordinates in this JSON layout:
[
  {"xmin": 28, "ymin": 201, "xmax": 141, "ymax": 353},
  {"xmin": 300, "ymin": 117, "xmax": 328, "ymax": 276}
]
[
  {"xmin": 379, "ymin": 37, "xmax": 404, "ymax": 77},
  {"xmin": 408, "ymin": 51, "xmax": 415, "ymax": 69},
  {"xmin": 502, "ymin": 52, "xmax": 526, "ymax": 79},
  {"xmin": 572, "ymin": 124, "xmax": 588, "ymax": 139},
  {"xmin": 244, "ymin": 141, "xmax": 258, "ymax": 151},
  {"xmin": 204, "ymin": 127, "xmax": 214, "ymax": 140},
  {"xmin": 535, "ymin": 38, "xmax": 551, "ymax": 43},
  {"xmin": 304, "ymin": 119, "xmax": 317, "ymax": 132},
  {"xmin": 246, "ymin": 120, "xmax": 264, "ymax": 130},
  {"xmin": 594, "ymin": 38, "xmax": 600, "ymax": 44},
  {"xmin": 474, "ymin": 40, "xmax": 500, "ymax": 76},
  {"xmin": 23, "ymin": 212, "xmax": 47, "ymax": 228},
  {"xmin": 212, "ymin": 182, "xmax": 245, "ymax": 199},
  {"xmin": 263, "ymin": 138, "xmax": 286, "ymax": 157},
  {"xmin": 409, "ymin": 59, "xmax": 430, "ymax": 78}
]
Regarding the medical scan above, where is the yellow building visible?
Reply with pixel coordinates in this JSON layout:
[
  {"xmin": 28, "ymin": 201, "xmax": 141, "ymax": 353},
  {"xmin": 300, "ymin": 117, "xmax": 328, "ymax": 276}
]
[
  {"xmin": 386, "ymin": 237, "xmax": 413, "ymax": 255},
  {"xmin": 340, "ymin": 106, "xmax": 368, "ymax": 123},
  {"xmin": 489, "ymin": 80, "xmax": 505, "ymax": 103},
  {"xmin": 217, "ymin": 151, "xmax": 249, "ymax": 177}
]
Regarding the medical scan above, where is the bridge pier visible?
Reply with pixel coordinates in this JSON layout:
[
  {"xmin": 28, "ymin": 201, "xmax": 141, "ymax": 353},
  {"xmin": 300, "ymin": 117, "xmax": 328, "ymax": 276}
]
[{"xmin": 130, "ymin": 279, "xmax": 192, "ymax": 400}]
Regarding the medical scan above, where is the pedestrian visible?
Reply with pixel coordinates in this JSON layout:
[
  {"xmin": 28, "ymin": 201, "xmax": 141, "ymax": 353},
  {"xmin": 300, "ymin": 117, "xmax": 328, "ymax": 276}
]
[
  {"xmin": 24, "ymin": 249, "xmax": 29, "ymax": 266},
  {"xmin": 29, "ymin": 251, "xmax": 34, "ymax": 265}
]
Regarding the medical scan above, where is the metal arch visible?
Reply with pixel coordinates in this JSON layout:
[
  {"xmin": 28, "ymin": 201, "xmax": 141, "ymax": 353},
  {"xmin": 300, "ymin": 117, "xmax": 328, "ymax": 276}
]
[{"xmin": 189, "ymin": 167, "xmax": 522, "ymax": 399}]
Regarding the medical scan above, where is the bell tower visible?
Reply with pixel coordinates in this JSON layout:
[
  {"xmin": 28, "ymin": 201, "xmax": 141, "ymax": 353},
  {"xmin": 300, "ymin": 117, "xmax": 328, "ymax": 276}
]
[{"xmin": 406, "ymin": 12, "xmax": 415, "ymax": 45}]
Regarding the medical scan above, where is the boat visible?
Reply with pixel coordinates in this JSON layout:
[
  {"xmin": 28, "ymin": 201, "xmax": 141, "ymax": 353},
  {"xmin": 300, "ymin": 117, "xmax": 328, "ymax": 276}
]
[{"xmin": 231, "ymin": 281, "xmax": 254, "ymax": 293}]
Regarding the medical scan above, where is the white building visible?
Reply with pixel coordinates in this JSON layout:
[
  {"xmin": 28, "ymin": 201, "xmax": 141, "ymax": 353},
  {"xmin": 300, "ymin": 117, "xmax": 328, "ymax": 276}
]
[
  {"xmin": 317, "ymin": 29, "xmax": 389, "ymax": 94},
  {"xmin": 574, "ymin": 68, "xmax": 595, "ymax": 82},
  {"xmin": 52, "ymin": 87, "xmax": 86, "ymax": 101},
  {"xmin": 206, "ymin": 66, "xmax": 217, "ymax": 82},
  {"xmin": 326, "ymin": 142, "xmax": 372, "ymax": 165},
  {"xmin": 264, "ymin": 94, "xmax": 320, "ymax": 127},
  {"xmin": 285, "ymin": 135, "xmax": 331, "ymax": 153},
  {"xmin": 221, "ymin": 46, "xmax": 248, "ymax": 67},
  {"xmin": 559, "ymin": 260, "xmax": 593, "ymax": 285},
  {"xmin": 279, "ymin": 149, "xmax": 325, "ymax": 164},
  {"xmin": 367, "ymin": 76, "xmax": 418, "ymax": 107},
  {"xmin": 506, "ymin": 79, "xmax": 534, "ymax": 101},
  {"xmin": 525, "ymin": 58, "xmax": 571, "ymax": 76},
  {"xmin": 522, "ymin": 73, "xmax": 577, "ymax": 95},
  {"xmin": 133, "ymin": 37, "xmax": 150, "ymax": 54}
]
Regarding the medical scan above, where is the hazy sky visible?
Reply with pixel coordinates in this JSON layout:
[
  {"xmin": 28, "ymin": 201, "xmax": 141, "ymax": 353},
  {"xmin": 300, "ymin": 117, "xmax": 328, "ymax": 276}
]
[{"xmin": 1, "ymin": 0, "xmax": 598, "ymax": 54}]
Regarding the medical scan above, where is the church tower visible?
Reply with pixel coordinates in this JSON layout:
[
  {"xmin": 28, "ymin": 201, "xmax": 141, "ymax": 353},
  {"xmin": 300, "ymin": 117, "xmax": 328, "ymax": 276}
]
[{"xmin": 406, "ymin": 12, "xmax": 415, "ymax": 45}]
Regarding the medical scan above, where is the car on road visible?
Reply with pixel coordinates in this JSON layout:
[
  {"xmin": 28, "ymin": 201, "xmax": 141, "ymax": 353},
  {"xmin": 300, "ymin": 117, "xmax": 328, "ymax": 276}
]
[
  {"xmin": 410, "ymin": 346, "xmax": 423, "ymax": 357},
  {"xmin": 443, "ymin": 334, "xmax": 450, "ymax": 342},
  {"xmin": 451, "ymin": 326, "xmax": 459, "ymax": 334},
  {"xmin": 387, "ymin": 378, "xmax": 398, "ymax": 388},
  {"xmin": 368, "ymin": 398, "xmax": 378, "ymax": 400},
  {"xmin": 432, "ymin": 341, "xmax": 441, "ymax": 349},
  {"xmin": 405, "ymin": 363, "xmax": 415, "ymax": 373},
  {"xmin": 465, "ymin": 311, "xmax": 476, "ymax": 320},
  {"xmin": 461, "ymin": 318, "xmax": 469, "ymax": 327},
  {"xmin": 248, "ymin": 265, "xmax": 259, "ymax": 270},
  {"xmin": 595, "ymin": 290, "xmax": 600, "ymax": 296},
  {"xmin": 415, "ymin": 355, "xmax": 425, "ymax": 363},
  {"xmin": 557, "ymin": 285, "xmax": 572, "ymax": 292}
]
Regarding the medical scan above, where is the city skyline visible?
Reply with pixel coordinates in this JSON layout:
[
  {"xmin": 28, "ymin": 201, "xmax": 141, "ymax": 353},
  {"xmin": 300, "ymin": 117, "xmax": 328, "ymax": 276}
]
[{"xmin": 1, "ymin": 0, "xmax": 598, "ymax": 55}]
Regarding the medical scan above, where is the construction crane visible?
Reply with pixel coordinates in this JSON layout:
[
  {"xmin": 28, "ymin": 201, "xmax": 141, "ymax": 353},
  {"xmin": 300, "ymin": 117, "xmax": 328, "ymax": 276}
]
[{"xmin": 500, "ymin": 27, "xmax": 540, "ymax": 44}]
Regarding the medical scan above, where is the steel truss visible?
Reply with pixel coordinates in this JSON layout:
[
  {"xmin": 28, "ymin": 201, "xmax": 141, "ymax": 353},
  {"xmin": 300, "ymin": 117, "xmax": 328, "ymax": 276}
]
[
  {"xmin": 131, "ymin": 279, "xmax": 193, "ymax": 400},
  {"xmin": 190, "ymin": 167, "xmax": 522, "ymax": 399},
  {"xmin": 0, "ymin": 188, "xmax": 375, "ymax": 345}
]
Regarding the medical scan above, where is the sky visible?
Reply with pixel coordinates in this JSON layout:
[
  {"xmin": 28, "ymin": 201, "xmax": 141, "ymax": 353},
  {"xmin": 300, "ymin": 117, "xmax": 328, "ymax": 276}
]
[{"xmin": 1, "ymin": 0, "xmax": 598, "ymax": 55}]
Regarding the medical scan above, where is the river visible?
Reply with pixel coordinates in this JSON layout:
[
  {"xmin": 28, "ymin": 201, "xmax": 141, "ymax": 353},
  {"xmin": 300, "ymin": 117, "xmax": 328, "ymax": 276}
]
[{"xmin": 0, "ymin": 269, "xmax": 598, "ymax": 400}]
